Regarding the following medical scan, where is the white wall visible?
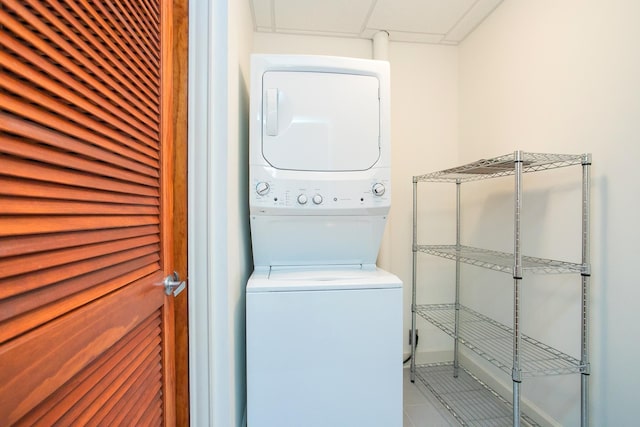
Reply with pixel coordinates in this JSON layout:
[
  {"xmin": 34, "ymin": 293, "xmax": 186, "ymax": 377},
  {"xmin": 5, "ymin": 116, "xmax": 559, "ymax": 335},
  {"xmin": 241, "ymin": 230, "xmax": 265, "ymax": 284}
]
[
  {"xmin": 387, "ymin": 43, "xmax": 459, "ymax": 360},
  {"xmin": 252, "ymin": 33, "xmax": 460, "ymax": 359},
  {"xmin": 227, "ymin": 0, "xmax": 254, "ymax": 425},
  {"xmin": 188, "ymin": 0, "xmax": 253, "ymax": 426},
  {"xmin": 253, "ymin": 32, "xmax": 372, "ymax": 59},
  {"xmin": 458, "ymin": 0, "xmax": 640, "ymax": 425}
]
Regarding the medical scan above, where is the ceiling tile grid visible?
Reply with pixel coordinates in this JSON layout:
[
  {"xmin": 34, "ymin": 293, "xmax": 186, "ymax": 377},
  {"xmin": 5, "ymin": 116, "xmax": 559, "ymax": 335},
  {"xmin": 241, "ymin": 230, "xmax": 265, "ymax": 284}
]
[{"xmin": 250, "ymin": 0, "xmax": 503, "ymax": 45}]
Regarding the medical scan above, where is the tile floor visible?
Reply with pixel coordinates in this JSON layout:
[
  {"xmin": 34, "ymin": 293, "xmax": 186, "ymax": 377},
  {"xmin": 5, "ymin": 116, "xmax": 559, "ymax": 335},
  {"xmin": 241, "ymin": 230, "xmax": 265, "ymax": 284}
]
[{"xmin": 403, "ymin": 367, "xmax": 458, "ymax": 427}]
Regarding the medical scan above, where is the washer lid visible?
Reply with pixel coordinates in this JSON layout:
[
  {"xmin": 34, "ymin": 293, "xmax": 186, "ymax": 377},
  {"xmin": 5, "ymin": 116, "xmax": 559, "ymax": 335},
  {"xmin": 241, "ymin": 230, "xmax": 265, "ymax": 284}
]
[
  {"xmin": 261, "ymin": 71, "xmax": 380, "ymax": 172},
  {"xmin": 247, "ymin": 265, "xmax": 402, "ymax": 292}
]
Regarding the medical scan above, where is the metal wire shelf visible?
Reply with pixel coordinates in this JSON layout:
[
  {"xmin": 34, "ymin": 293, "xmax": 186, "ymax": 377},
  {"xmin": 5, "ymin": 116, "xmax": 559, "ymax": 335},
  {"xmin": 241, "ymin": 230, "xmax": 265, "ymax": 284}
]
[
  {"xmin": 411, "ymin": 151, "xmax": 591, "ymax": 425},
  {"xmin": 417, "ymin": 245, "xmax": 584, "ymax": 275},
  {"xmin": 415, "ymin": 304, "xmax": 585, "ymax": 377},
  {"xmin": 414, "ymin": 362, "xmax": 539, "ymax": 427},
  {"xmin": 413, "ymin": 152, "xmax": 585, "ymax": 183}
]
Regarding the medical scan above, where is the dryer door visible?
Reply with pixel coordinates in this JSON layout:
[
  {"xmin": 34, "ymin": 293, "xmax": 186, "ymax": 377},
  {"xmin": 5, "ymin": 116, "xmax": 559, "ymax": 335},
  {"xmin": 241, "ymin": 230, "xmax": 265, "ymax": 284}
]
[{"xmin": 261, "ymin": 71, "xmax": 380, "ymax": 171}]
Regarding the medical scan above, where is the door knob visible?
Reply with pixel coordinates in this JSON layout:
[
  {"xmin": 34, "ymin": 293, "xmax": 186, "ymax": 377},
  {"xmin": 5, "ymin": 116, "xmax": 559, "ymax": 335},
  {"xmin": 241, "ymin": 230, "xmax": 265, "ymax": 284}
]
[{"xmin": 164, "ymin": 271, "xmax": 186, "ymax": 296}]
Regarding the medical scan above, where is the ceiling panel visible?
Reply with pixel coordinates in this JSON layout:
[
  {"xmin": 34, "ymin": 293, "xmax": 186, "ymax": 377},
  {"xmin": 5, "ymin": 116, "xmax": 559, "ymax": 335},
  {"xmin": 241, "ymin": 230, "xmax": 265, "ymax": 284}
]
[
  {"xmin": 273, "ymin": 0, "xmax": 374, "ymax": 34},
  {"xmin": 368, "ymin": 0, "xmax": 475, "ymax": 35},
  {"xmin": 443, "ymin": 0, "xmax": 503, "ymax": 43},
  {"xmin": 250, "ymin": 0, "xmax": 503, "ymax": 45}
]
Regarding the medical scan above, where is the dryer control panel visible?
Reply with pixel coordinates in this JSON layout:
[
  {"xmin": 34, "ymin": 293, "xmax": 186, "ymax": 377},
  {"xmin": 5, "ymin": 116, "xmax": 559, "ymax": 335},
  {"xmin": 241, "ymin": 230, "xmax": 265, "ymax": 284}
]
[{"xmin": 250, "ymin": 168, "xmax": 390, "ymax": 216}]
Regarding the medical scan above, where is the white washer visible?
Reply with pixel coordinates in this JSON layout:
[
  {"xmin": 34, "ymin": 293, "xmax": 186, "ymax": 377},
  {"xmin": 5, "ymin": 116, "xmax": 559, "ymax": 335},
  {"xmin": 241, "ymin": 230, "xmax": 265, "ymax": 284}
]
[{"xmin": 246, "ymin": 266, "xmax": 402, "ymax": 427}]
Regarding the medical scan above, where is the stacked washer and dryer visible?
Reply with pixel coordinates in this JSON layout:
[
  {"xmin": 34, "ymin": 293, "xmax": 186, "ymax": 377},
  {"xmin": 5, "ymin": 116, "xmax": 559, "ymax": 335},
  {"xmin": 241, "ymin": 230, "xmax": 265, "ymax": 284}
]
[{"xmin": 246, "ymin": 54, "xmax": 402, "ymax": 427}]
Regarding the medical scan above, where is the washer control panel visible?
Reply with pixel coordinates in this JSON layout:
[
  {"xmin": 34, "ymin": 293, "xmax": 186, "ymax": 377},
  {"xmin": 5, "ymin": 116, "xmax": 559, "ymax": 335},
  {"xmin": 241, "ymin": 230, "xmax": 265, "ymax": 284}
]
[{"xmin": 251, "ymin": 176, "xmax": 390, "ymax": 214}]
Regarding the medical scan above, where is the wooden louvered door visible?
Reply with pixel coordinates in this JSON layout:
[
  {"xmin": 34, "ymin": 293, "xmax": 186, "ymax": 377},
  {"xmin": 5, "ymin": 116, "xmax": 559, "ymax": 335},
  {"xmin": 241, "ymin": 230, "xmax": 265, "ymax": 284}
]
[{"xmin": 0, "ymin": 0, "xmax": 180, "ymax": 425}]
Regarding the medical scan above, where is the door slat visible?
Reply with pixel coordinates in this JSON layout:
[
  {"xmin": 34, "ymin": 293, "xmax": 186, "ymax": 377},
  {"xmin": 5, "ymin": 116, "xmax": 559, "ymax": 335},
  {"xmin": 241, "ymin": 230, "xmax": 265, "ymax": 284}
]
[
  {"xmin": 1, "ymin": 235, "xmax": 160, "ymax": 279},
  {"xmin": 0, "ymin": 32, "xmax": 159, "ymax": 137},
  {"xmin": 0, "ymin": 96, "xmax": 159, "ymax": 167},
  {"xmin": 0, "ymin": 114, "xmax": 158, "ymax": 177},
  {"xmin": 0, "ymin": 275, "xmax": 164, "ymax": 425},
  {"xmin": 0, "ymin": 225, "xmax": 159, "ymax": 258},
  {"xmin": 15, "ymin": 314, "xmax": 159, "ymax": 426},
  {"xmin": 0, "ymin": 135, "xmax": 159, "ymax": 187},
  {"xmin": 0, "ymin": 262, "xmax": 160, "ymax": 343},
  {"xmin": 0, "ymin": 75, "xmax": 159, "ymax": 159},
  {"xmin": 0, "ymin": 178, "xmax": 159, "ymax": 206},
  {"xmin": 61, "ymin": 0, "xmax": 160, "ymax": 100},
  {"xmin": 138, "ymin": 0, "xmax": 161, "ymax": 27},
  {"xmin": 120, "ymin": 0, "xmax": 161, "ymax": 50},
  {"xmin": 20, "ymin": 0, "xmax": 160, "ymax": 107},
  {"xmin": 72, "ymin": 342, "xmax": 161, "ymax": 424},
  {"xmin": 1, "ymin": 157, "xmax": 159, "ymax": 197},
  {"xmin": 94, "ymin": 2, "xmax": 160, "ymax": 78},
  {"xmin": 0, "ymin": 49, "xmax": 158, "ymax": 148},
  {"xmin": 0, "ymin": 197, "xmax": 160, "ymax": 216},
  {"xmin": 1, "ymin": 245, "xmax": 160, "ymax": 299},
  {"xmin": 0, "ymin": 4, "xmax": 160, "ymax": 120}
]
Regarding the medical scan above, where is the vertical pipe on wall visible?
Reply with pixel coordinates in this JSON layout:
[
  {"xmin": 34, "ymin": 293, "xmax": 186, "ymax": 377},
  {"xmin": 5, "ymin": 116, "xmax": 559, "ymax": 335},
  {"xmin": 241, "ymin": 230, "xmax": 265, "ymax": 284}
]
[{"xmin": 372, "ymin": 30, "xmax": 389, "ymax": 60}]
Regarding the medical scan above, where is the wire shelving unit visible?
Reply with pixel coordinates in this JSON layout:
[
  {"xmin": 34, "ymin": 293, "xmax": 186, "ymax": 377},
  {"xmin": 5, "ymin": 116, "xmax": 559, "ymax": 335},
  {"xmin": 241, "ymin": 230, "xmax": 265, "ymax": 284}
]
[{"xmin": 410, "ymin": 151, "xmax": 591, "ymax": 427}]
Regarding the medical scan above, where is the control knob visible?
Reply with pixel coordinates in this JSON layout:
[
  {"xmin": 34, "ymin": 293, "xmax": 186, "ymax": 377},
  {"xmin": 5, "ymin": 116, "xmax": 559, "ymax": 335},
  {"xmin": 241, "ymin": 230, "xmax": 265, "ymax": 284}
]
[
  {"xmin": 255, "ymin": 182, "xmax": 270, "ymax": 196},
  {"xmin": 297, "ymin": 194, "xmax": 308, "ymax": 205},
  {"xmin": 312, "ymin": 194, "xmax": 323, "ymax": 205},
  {"xmin": 372, "ymin": 183, "xmax": 386, "ymax": 196}
]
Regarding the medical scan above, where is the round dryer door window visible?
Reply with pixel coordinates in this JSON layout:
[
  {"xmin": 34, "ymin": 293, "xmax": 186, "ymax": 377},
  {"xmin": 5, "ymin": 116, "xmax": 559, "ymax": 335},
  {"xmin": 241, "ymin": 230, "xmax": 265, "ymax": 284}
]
[{"xmin": 261, "ymin": 71, "xmax": 381, "ymax": 172}]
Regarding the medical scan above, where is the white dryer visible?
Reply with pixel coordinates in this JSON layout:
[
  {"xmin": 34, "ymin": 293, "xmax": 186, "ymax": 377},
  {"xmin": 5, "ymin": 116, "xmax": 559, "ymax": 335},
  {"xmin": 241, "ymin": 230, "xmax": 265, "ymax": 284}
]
[{"xmin": 247, "ymin": 54, "xmax": 402, "ymax": 427}]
